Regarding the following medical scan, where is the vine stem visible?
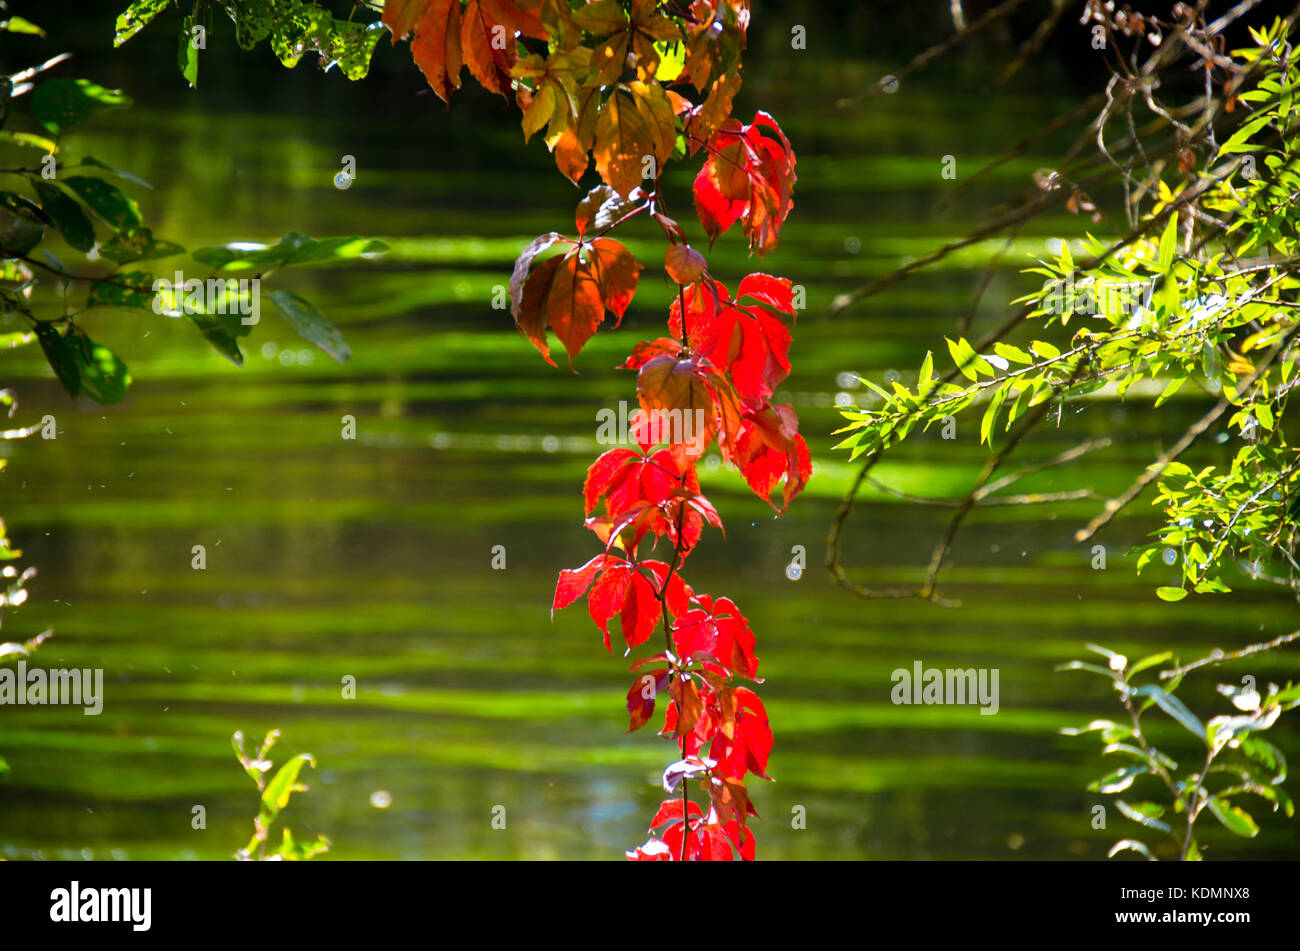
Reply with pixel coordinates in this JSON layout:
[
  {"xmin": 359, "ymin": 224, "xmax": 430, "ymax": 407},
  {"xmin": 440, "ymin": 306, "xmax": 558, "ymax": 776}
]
[
  {"xmin": 652, "ymin": 474, "xmax": 693, "ymax": 860},
  {"xmin": 1181, "ymin": 746, "xmax": 1217, "ymax": 861}
]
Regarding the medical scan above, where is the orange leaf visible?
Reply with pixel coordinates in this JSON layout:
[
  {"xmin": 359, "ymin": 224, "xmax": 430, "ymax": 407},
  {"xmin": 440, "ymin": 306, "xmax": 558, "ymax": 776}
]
[
  {"xmin": 510, "ymin": 235, "xmax": 642, "ymax": 367},
  {"xmin": 460, "ymin": 0, "xmax": 548, "ymax": 98},
  {"xmin": 593, "ymin": 81, "xmax": 677, "ymax": 197},
  {"xmin": 664, "ymin": 244, "xmax": 707, "ymax": 285}
]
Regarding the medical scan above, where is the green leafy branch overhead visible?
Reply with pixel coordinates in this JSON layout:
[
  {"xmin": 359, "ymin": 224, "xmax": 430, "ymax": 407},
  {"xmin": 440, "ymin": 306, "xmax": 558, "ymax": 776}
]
[{"xmin": 0, "ymin": 17, "xmax": 387, "ymax": 405}]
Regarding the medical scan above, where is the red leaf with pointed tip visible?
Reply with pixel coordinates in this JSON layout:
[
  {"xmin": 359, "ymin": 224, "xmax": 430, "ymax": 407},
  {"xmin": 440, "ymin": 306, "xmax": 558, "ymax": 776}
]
[
  {"xmin": 709, "ymin": 685, "xmax": 772, "ymax": 781},
  {"xmin": 391, "ymin": 0, "xmax": 464, "ymax": 104},
  {"xmin": 672, "ymin": 593, "xmax": 758, "ymax": 679},
  {"xmin": 692, "ymin": 111, "xmax": 797, "ymax": 256},
  {"xmin": 552, "ymin": 552, "xmax": 617, "ymax": 615},
  {"xmin": 670, "ymin": 276, "xmax": 795, "ymax": 408},
  {"xmin": 554, "ymin": 555, "xmax": 660, "ymax": 652},
  {"xmin": 731, "ymin": 402, "xmax": 812, "ymax": 511},
  {"xmin": 583, "ymin": 447, "xmax": 640, "ymax": 515},
  {"xmin": 584, "ymin": 446, "xmax": 710, "ymax": 559},
  {"xmin": 639, "ymin": 559, "xmax": 692, "ymax": 619},
  {"xmin": 724, "ymin": 817, "xmax": 757, "ymax": 860}
]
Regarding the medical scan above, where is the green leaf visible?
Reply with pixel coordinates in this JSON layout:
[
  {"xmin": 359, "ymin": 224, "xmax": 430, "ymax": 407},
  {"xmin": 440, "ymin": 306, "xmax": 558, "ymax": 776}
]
[
  {"xmin": 178, "ymin": 15, "xmax": 199, "ymax": 88},
  {"xmin": 1055, "ymin": 660, "xmax": 1117, "ymax": 678},
  {"xmin": 1089, "ymin": 765, "xmax": 1146, "ymax": 793},
  {"xmin": 1206, "ymin": 797, "xmax": 1259, "ymax": 837},
  {"xmin": 259, "ymin": 752, "xmax": 316, "ymax": 828},
  {"xmin": 1115, "ymin": 799, "xmax": 1172, "ymax": 834},
  {"xmin": 98, "ymin": 226, "xmax": 184, "ymax": 264},
  {"xmin": 67, "ymin": 330, "xmax": 131, "ymax": 404},
  {"xmin": 1, "ymin": 16, "xmax": 45, "ymax": 37},
  {"xmin": 185, "ymin": 312, "xmax": 246, "ymax": 367},
  {"xmin": 0, "ymin": 190, "xmax": 49, "ymax": 254},
  {"xmin": 945, "ymin": 336, "xmax": 981, "ymax": 381},
  {"xmin": 114, "ymin": 0, "xmax": 169, "ymax": 46},
  {"xmin": 1157, "ymin": 214, "xmax": 1177, "ymax": 272},
  {"xmin": 30, "ymin": 79, "xmax": 131, "ymax": 135},
  {"xmin": 268, "ymin": 290, "xmax": 351, "ymax": 363},
  {"xmin": 980, "ymin": 383, "xmax": 1008, "ymax": 446},
  {"xmin": 33, "ymin": 322, "xmax": 79, "ymax": 397},
  {"xmin": 1133, "ymin": 685, "xmax": 1206, "ymax": 741},
  {"xmin": 31, "ymin": 181, "xmax": 95, "ymax": 253},
  {"xmin": 1126, "ymin": 651, "xmax": 1173, "ymax": 681},
  {"xmin": 1029, "ymin": 339, "xmax": 1060, "ymax": 360},
  {"xmin": 80, "ymin": 156, "xmax": 153, "ymax": 191},
  {"xmin": 1219, "ymin": 110, "xmax": 1275, "ymax": 155},
  {"xmin": 63, "ymin": 176, "xmax": 142, "ymax": 231},
  {"xmin": 86, "ymin": 271, "xmax": 154, "ymax": 310},
  {"xmin": 1155, "ymin": 586, "xmax": 1187, "ymax": 602},
  {"xmin": 1107, "ymin": 839, "xmax": 1156, "ymax": 860},
  {"xmin": 273, "ymin": 828, "xmax": 330, "ymax": 861},
  {"xmin": 1240, "ymin": 735, "xmax": 1286, "ymax": 784},
  {"xmin": 192, "ymin": 232, "xmax": 388, "ymax": 271}
]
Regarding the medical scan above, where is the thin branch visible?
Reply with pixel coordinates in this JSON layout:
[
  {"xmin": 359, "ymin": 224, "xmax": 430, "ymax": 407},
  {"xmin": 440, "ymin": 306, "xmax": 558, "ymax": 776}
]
[
  {"xmin": 835, "ymin": 0, "xmax": 1028, "ymax": 107},
  {"xmin": 1074, "ymin": 320, "xmax": 1300, "ymax": 544},
  {"xmin": 1160, "ymin": 629, "xmax": 1300, "ymax": 681}
]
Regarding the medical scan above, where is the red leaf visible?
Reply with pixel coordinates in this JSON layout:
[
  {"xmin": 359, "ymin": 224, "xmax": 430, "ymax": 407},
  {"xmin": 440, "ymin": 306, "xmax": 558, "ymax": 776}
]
[
  {"xmin": 672, "ymin": 593, "xmax": 758, "ymax": 679},
  {"xmin": 633, "ymin": 350, "xmax": 742, "ymax": 466},
  {"xmin": 724, "ymin": 817, "xmax": 756, "ymax": 860},
  {"xmin": 583, "ymin": 447, "xmax": 694, "ymax": 518},
  {"xmin": 669, "ymin": 676, "xmax": 704, "ymax": 736},
  {"xmin": 692, "ymin": 111, "xmax": 797, "ymax": 256},
  {"xmin": 669, "ymin": 276, "xmax": 795, "ymax": 408},
  {"xmin": 389, "ymin": 0, "xmax": 546, "ymax": 103},
  {"xmin": 555, "ymin": 555, "xmax": 661, "ymax": 653},
  {"xmin": 552, "ymin": 552, "xmax": 617, "ymax": 616},
  {"xmin": 706, "ymin": 775, "xmax": 759, "ymax": 828},
  {"xmin": 622, "ymin": 336, "xmax": 683, "ymax": 371},
  {"xmin": 639, "ymin": 559, "xmax": 692, "ymax": 619},
  {"xmin": 709, "ymin": 686, "xmax": 772, "ymax": 781},
  {"xmin": 397, "ymin": 0, "xmax": 464, "ymax": 104},
  {"xmin": 649, "ymin": 797, "xmax": 702, "ymax": 828},
  {"xmin": 627, "ymin": 668, "xmax": 670, "ymax": 732},
  {"xmin": 731, "ymin": 402, "xmax": 812, "ymax": 512},
  {"xmin": 697, "ymin": 823, "xmax": 734, "ymax": 861},
  {"xmin": 625, "ymin": 837, "xmax": 673, "ymax": 860},
  {"xmin": 583, "ymin": 447, "xmax": 640, "ymax": 515}
]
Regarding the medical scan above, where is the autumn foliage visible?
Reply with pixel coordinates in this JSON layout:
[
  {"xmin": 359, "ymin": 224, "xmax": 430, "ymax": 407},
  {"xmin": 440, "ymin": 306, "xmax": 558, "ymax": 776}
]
[{"xmin": 385, "ymin": 0, "xmax": 805, "ymax": 860}]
